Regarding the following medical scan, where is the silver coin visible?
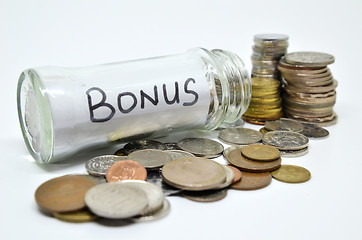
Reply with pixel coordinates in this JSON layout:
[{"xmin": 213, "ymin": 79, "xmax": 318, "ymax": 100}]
[
  {"xmin": 301, "ymin": 122, "xmax": 329, "ymax": 138},
  {"xmin": 85, "ymin": 182, "xmax": 148, "ymax": 219},
  {"xmin": 123, "ymin": 140, "xmax": 166, "ymax": 155},
  {"xmin": 262, "ymin": 130, "xmax": 309, "ymax": 150},
  {"xmin": 265, "ymin": 118, "xmax": 304, "ymax": 133},
  {"xmin": 214, "ymin": 165, "xmax": 235, "ymax": 189},
  {"xmin": 218, "ymin": 128, "xmax": 263, "ymax": 145},
  {"xmin": 182, "ymin": 188, "xmax": 228, "ymax": 202},
  {"xmin": 165, "ymin": 150, "xmax": 195, "ymax": 160},
  {"xmin": 85, "ymin": 155, "xmax": 127, "ymax": 177},
  {"xmin": 280, "ymin": 147, "xmax": 309, "ymax": 158},
  {"xmin": 254, "ymin": 33, "xmax": 289, "ymax": 42},
  {"xmin": 164, "ymin": 142, "xmax": 181, "ymax": 150},
  {"xmin": 177, "ymin": 138, "xmax": 224, "ymax": 158},
  {"xmin": 117, "ymin": 180, "xmax": 164, "ymax": 215},
  {"xmin": 146, "ymin": 170, "xmax": 182, "ymax": 196},
  {"xmin": 128, "ymin": 149, "xmax": 172, "ymax": 169},
  {"xmin": 284, "ymin": 52, "xmax": 335, "ymax": 67},
  {"xmin": 131, "ymin": 199, "xmax": 170, "ymax": 222}
]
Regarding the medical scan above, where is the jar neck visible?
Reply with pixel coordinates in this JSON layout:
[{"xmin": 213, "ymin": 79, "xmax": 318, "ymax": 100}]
[{"xmin": 195, "ymin": 48, "xmax": 251, "ymax": 130}]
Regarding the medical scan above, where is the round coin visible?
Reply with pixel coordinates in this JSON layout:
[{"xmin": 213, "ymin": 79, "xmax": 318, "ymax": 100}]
[
  {"xmin": 131, "ymin": 199, "xmax": 171, "ymax": 222},
  {"xmin": 241, "ymin": 144, "xmax": 280, "ymax": 161},
  {"xmin": 85, "ymin": 155, "xmax": 126, "ymax": 177},
  {"xmin": 106, "ymin": 160, "xmax": 147, "ymax": 182},
  {"xmin": 165, "ymin": 150, "xmax": 195, "ymax": 160},
  {"xmin": 35, "ymin": 175, "xmax": 97, "ymax": 213},
  {"xmin": 301, "ymin": 122, "xmax": 329, "ymax": 138},
  {"xmin": 262, "ymin": 130, "xmax": 309, "ymax": 150},
  {"xmin": 127, "ymin": 149, "xmax": 172, "ymax": 169},
  {"xmin": 53, "ymin": 208, "xmax": 98, "ymax": 223},
  {"xmin": 85, "ymin": 182, "xmax": 148, "ymax": 219},
  {"xmin": 280, "ymin": 147, "xmax": 309, "ymax": 158},
  {"xmin": 264, "ymin": 118, "xmax": 304, "ymax": 133},
  {"xmin": 214, "ymin": 165, "xmax": 235, "ymax": 189},
  {"xmin": 218, "ymin": 128, "xmax": 263, "ymax": 145},
  {"xmin": 226, "ymin": 165, "xmax": 242, "ymax": 184},
  {"xmin": 161, "ymin": 157, "xmax": 226, "ymax": 191},
  {"xmin": 285, "ymin": 52, "xmax": 335, "ymax": 67},
  {"xmin": 177, "ymin": 138, "xmax": 224, "ymax": 158},
  {"xmin": 182, "ymin": 188, "xmax": 228, "ymax": 202},
  {"xmin": 123, "ymin": 140, "xmax": 166, "ymax": 155},
  {"xmin": 225, "ymin": 148, "xmax": 281, "ymax": 173},
  {"xmin": 271, "ymin": 165, "xmax": 311, "ymax": 183},
  {"xmin": 230, "ymin": 171, "xmax": 272, "ymax": 190}
]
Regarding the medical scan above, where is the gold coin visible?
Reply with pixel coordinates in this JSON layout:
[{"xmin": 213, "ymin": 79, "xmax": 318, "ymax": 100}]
[
  {"xmin": 53, "ymin": 208, "xmax": 98, "ymax": 223},
  {"xmin": 241, "ymin": 144, "xmax": 280, "ymax": 161},
  {"xmin": 271, "ymin": 165, "xmax": 311, "ymax": 183},
  {"xmin": 259, "ymin": 127, "xmax": 271, "ymax": 134}
]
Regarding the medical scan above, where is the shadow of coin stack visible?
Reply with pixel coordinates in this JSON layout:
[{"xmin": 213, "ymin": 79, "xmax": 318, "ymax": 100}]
[
  {"xmin": 278, "ymin": 52, "xmax": 337, "ymax": 126},
  {"xmin": 243, "ymin": 34, "xmax": 289, "ymax": 125}
]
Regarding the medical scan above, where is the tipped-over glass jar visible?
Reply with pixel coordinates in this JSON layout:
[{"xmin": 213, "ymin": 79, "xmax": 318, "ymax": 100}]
[{"xmin": 17, "ymin": 48, "xmax": 251, "ymax": 163}]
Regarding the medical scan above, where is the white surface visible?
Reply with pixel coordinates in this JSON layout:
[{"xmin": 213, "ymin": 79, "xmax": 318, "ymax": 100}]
[{"xmin": 1, "ymin": 0, "xmax": 361, "ymax": 239}]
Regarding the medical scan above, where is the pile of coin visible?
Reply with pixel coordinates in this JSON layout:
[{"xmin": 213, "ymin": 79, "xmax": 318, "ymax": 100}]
[{"xmin": 278, "ymin": 51, "xmax": 337, "ymax": 126}]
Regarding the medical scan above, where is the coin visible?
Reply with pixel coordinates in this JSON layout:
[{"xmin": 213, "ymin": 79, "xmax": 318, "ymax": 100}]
[
  {"xmin": 226, "ymin": 165, "xmax": 242, "ymax": 184},
  {"xmin": 285, "ymin": 52, "xmax": 335, "ymax": 67},
  {"xmin": 123, "ymin": 140, "xmax": 166, "ymax": 155},
  {"xmin": 177, "ymin": 138, "xmax": 224, "ymax": 158},
  {"xmin": 165, "ymin": 150, "xmax": 195, "ymax": 160},
  {"xmin": 225, "ymin": 148, "xmax": 281, "ymax": 173},
  {"xmin": 164, "ymin": 142, "xmax": 181, "ymax": 150},
  {"xmin": 128, "ymin": 149, "xmax": 172, "ymax": 169},
  {"xmin": 241, "ymin": 144, "xmax": 280, "ymax": 161},
  {"xmin": 218, "ymin": 128, "xmax": 263, "ymax": 145},
  {"xmin": 230, "ymin": 171, "xmax": 272, "ymax": 190},
  {"xmin": 114, "ymin": 148, "xmax": 127, "ymax": 156},
  {"xmin": 259, "ymin": 127, "xmax": 271, "ymax": 134},
  {"xmin": 182, "ymin": 188, "xmax": 228, "ymax": 202},
  {"xmin": 146, "ymin": 170, "xmax": 182, "ymax": 196},
  {"xmin": 106, "ymin": 160, "xmax": 147, "ymax": 182},
  {"xmin": 214, "ymin": 165, "xmax": 235, "ymax": 189},
  {"xmin": 301, "ymin": 122, "xmax": 329, "ymax": 138},
  {"xmin": 280, "ymin": 147, "xmax": 309, "ymax": 158},
  {"xmin": 131, "ymin": 199, "xmax": 171, "ymax": 222},
  {"xmin": 161, "ymin": 157, "xmax": 226, "ymax": 191},
  {"xmin": 264, "ymin": 118, "xmax": 304, "ymax": 133},
  {"xmin": 85, "ymin": 155, "xmax": 126, "ymax": 177},
  {"xmin": 262, "ymin": 131, "xmax": 309, "ymax": 150},
  {"xmin": 35, "ymin": 175, "xmax": 97, "ymax": 213},
  {"xmin": 271, "ymin": 165, "xmax": 311, "ymax": 183},
  {"xmin": 223, "ymin": 145, "xmax": 244, "ymax": 158},
  {"xmin": 254, "ymin": 33, "xmax": 289, "ymax": 43},
  {"xmin": 85, "ymin": 182, "xmax": 149, "ymax": 219},
  {"xmin": 116, "ymin": 180, "xmax": 164, "ymax": 215},
  {"xmin": 68, "ymin": 173, "xmax": 106, "ymax": 185},
  {"xmin": 53, "ymin": 208, "xmax": 98, "ymax": 223}
]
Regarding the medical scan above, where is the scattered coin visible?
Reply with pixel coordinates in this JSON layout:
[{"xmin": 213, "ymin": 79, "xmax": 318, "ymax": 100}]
[
  {"xmin": 146, "ymin": 170, "xmax": 182, "ymax": 196},
  {"xmin": 177, "ymin": 138, "xmax": 224, "ymax": 158},
  {"xmin": 271, "ymin": 165, "xmax": 311, "ymax": 183},
  {"xmin": 214, "ymin": 165, "xmax": 235, "ymax": 189},
  {"xmin": 241, "ymin": 144, "xmax": 280, "ymax": 161},
  {"xmin": 85, "ymin": 182, "xmax": 149, "ymax": 219},
  {"xmin": 35, "ymin": 175, "xmax": 97, "ymax": 213},
  {"xmin": 123, "ymin": 140, "xmax": 166, "ymax": 155},
  {"xmin": 301, "ymin": 122, "xmax": 329, "ymax": 138},
  {"xmin": 182, "ymin": 188, "xmax": 228, "ymax": 202},
  {"xmin": 225, "ymin": 148, "xmax": 281, "ymax": 172},
  {"xmin": 264, "ymin": 118, "xmax": 304, "ymax": 133},
  {"xmin": 230, "ymin": 171, "xmax": 272, "ymax": 190},
  {"xmin": 223, "ymin": 146, "xmax": 244, "ymax": 158},
  {"xmin": 162, "ymin": 157, "xmax": 226, "ymax": 191},
  {"xmin": 52, "ymin": 208, "xmax": 99, "ymax": 223},
  {"xmin": 218, "ymin": 127, "xmax": 262, "ymax": 145},
  {"xmin": 106, "ymin": 160, "xmax": 147, "ymax": 182},
  {"xmin": 127, "ymin": 149, "xmax": 172, "ymax": 169},
  {"xmin": 85, "ymin": 155, "xmax": 126, "ymax": 177},
  {"xmin": 280, "ymin": 147, "xmax": 309, "ymax": 158},
  {"xmin": 226, "ymin": 165, "xmax": 242, "ymax": 184},
  {"xmin": 262, "ymin": 130, "xmax": 309, "ymax": 150},
  {"xmin": 165, "ymin": 150, "xmax": 195, "ymax": 160},
  {"xmin": 68, "ymin": 174, "xmax": 106, "ymax": 185},
  {"xmin": 131, "ymin": 199, "xmax": 171, "ymax": 222}
]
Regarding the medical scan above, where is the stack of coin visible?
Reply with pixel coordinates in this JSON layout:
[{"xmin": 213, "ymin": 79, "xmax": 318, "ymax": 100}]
[
  {"xmin": 251, "ymin": 33, "xmax": 289, "ymax": 80},
  {"xmin": 278, "ymin": 51, "xmax": 337, "ymax": 126},
  {"xmin": 242, "ymin": 77, "xmax": 283, "ymax": 124}
]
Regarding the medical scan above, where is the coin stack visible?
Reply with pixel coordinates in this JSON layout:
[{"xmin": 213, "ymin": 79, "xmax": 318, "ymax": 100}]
[
  {"xmin": 278, "ymin": 52, "xmax": 337, "ymax": 126},
  {"xmin": 243, "ymin": 33, "xmax": 289, "ymax": 124}
]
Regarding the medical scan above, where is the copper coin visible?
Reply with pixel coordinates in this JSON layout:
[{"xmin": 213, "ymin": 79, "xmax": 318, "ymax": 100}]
[
  {"xmin": 230, "ymin": 171, "xmax": 272, "ymax": 190},
  {"xmin": 106, "ymin": 160, "xmax": 147, "ymax": 182},
  {"xmin": 241, "ymin": 144, "xmax": 280, "ymax": 161},
  {"xmin": 226, "ymin": 165, "xmax": 242, "ymax": 184},
  {"xmin": 35, "ymin": 175, "xmax": 97, "ymax": 213},
  {"xmin": 225, "ymin": 148, "xmax": 281, "ymax": 172}
]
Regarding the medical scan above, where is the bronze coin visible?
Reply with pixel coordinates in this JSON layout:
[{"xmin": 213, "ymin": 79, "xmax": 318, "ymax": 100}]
[
  {"xmin": 225, "ymin": 148, "xmax": 281, "ymax": 172},
  {"xmin": 106, "ymin": 160, "xmax": 147, "ymax": 182},
  {"xmin": 230, "ymin": 171, "xmax": 272, "ymax": 190},
  {"xmin": 271, "ymin": 165, "xmax": 311, "ymax": 183},
  {"xmin": 53, "ymin": 208, "xmax": 99, "ymax": 223},
  {"xmin": 241, "ymin": 144, "xmax": 280, "ymax": 161},
  {"xmin": 226, "ymin": 165, "xmax": 242, "ymax": 184},
  {"xmin": 35, "ymin": 175, "xmax": 97, "ymax": 213}
]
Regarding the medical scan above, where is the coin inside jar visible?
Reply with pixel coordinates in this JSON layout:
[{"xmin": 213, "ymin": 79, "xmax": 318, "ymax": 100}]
[
  {"xmin": 241, "ymin": 144, "xmax": 280, "ymax": 161},
  {"xmin": 106, "ymin": 160, "xmax": 147, "ymax": 182}
]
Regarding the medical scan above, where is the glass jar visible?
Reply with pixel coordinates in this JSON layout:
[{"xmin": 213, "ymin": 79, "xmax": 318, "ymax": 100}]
[{"xmin": 17, "ymin": 48, "xmax": 251, "ymax": 163}]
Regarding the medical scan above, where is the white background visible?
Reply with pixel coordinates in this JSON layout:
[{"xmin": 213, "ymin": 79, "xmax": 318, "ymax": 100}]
[{"xmin": 1, "ymin": 0, "xmax": 362, "ymax": 239}]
